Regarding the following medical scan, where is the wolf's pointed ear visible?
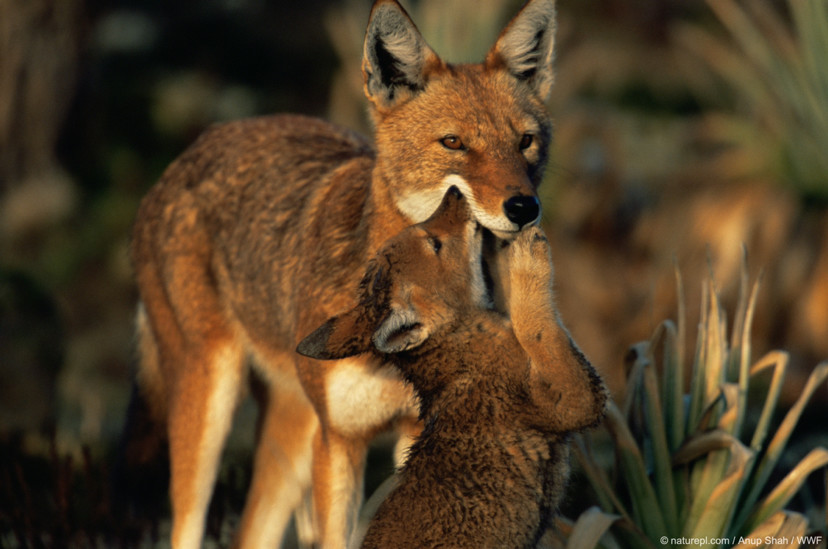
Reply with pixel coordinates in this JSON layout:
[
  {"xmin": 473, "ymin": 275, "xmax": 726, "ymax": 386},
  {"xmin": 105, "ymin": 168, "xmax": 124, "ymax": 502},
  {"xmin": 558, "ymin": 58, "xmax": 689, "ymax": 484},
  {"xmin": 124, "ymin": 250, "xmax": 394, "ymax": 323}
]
[
  {"xmin": 296, "ymin": 306, "xmax": 374, "ymax": 360},
  {"xmin": 362, "ymin": 0, "xmax": 442, "ymax": 111},
  {"xmin": 487, "ymin": 0, "xmax": 557, "ymax": 102}
]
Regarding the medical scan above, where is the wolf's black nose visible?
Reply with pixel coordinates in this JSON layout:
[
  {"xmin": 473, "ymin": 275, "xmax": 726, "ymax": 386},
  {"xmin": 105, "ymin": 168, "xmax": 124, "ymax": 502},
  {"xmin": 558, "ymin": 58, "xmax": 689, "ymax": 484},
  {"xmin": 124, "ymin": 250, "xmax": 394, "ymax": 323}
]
[{"xmin": 503, "ymin": 195, "xmax": 540, "ymax": 229}]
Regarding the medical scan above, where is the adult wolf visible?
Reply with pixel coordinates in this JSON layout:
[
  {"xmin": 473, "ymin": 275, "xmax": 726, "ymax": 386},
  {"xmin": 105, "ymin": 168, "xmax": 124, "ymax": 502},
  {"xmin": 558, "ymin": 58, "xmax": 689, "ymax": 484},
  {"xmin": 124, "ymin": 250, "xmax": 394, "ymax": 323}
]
[{"xmin": 127, "ymin": 0, "xmax": 558, "ymax": 547}]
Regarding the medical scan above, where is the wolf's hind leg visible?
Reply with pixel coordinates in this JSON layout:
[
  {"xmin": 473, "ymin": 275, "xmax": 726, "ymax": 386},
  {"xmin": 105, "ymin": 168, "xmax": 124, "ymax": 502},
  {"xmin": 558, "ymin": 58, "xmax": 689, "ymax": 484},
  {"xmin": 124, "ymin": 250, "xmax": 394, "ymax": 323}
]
[{"xmin": 235, "ymin": 365, "xmax": 317, "ymax": 548}]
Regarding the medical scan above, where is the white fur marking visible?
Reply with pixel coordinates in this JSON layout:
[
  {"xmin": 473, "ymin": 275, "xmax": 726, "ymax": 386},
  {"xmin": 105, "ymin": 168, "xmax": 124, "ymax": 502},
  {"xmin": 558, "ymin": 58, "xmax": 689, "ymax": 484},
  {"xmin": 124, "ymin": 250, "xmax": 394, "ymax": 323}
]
[
  {"xmin": 397, "ymin": 174, "xmax": 521, "ymax": 234},
  {"xmin": 325, "ymin": 358, "xmax": 417, "ymax": 438},
  {"xmin": 322, "ymin": 358, "xmax": 417, "ymax": 545}
]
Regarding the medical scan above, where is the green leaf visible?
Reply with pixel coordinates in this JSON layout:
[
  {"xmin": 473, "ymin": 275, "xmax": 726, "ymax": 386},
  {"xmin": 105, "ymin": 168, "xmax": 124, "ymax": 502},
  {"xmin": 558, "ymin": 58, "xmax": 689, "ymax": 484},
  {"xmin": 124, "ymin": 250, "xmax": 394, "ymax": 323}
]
[
  {"xmin": 733, "ymin": 266, "xmax": 761, "ymax": 440},
  {"xmin": 733, "ymin": 511, "xmax": 784, "ymax": 548},
  {"xmin": 734, "ymin": 511, "xmax": 808, "ymax": 549},
  {"xmin": 736, "ymin": 362, "xmax": 828, "ymax": 532},
  {"xmin": 622, "ymin": 342, "xmax": 649, "ymax": 423},
  {"xmin": 701, "ymin": 277, "xmax": 727, "ymax": 412},
  {"xmin": 603, "ymin": 402, "xmax": 668, "ymax": 541},
  {"xmin": 672, "ymin": 429, "xmax": 750, "ymax": 466},
  {"xmin": 665, "ymin": 264, "xmax": 686, "ymax": 453},
  {"xmin": 688, "ymin": 435, "xmax": 754, "ymax": 543},
  {"xmin": 744, "ymin": 447, "xmax": 828, "ymax": 533},
  {"xmin": 688, "ymin": 280, "xmax": 710, "ymax": 436},
  {"xmin": 748, "ymin": 351, "xmax": 789, "ymax": 452},
  {"xmin": 717, "ymin": 383, "xmax": 740, "ymax": 433},
  {"xmin": 572, "ymin": 435, "xmax": 630, "ymax": 520},
  {"xmin": 773, "ymin": 512, "xmax": 808, "ymax": 547},
  {"xmin": 689, "ymin": 277, "xmax": 728, "ymax": 435},
  {"xmin": 641, "ymin": 353, "xmax": 679, "ymax": 534},
  {"xmin": 672, "ymin": 429, "xmax": 756, "ymax": 539}
]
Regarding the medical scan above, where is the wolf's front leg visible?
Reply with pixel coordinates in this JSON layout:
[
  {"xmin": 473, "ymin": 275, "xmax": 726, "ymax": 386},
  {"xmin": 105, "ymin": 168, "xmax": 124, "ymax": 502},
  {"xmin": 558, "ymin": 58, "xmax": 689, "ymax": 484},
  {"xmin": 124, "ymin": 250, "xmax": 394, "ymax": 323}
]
[{"xmin": 508, "ymin": 226, "xmax": 607, "ymax": 432}]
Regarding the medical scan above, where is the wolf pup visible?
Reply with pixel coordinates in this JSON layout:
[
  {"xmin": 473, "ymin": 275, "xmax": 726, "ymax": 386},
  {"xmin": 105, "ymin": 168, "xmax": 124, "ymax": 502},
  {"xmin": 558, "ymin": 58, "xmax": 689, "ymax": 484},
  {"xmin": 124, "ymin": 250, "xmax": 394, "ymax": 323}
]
[
  {"xmin": 127, "ymin": 0, "xmax": 558, "ymax": 547},
  {"xmin": 298, "ymin": 188, "xmax": 607, "ymax": 548}
]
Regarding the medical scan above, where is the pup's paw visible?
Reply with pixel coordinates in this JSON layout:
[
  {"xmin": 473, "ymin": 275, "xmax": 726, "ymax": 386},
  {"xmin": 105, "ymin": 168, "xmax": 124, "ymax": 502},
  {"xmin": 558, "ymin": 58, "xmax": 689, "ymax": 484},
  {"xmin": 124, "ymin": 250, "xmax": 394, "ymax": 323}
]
[
  {"xmin": 507, "ymin": 226, "xmax": 556, "ymax": 339},
  {"xmin": 509, "ymin": 226, "xmax": 553, "ymax": 284}
]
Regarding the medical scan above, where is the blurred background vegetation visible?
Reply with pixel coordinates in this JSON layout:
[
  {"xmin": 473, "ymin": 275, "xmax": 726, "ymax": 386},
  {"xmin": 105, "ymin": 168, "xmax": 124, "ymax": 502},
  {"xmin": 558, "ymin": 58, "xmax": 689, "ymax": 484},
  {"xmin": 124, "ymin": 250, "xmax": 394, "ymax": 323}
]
[{"xmin": 1, "ymin": 0, "xmax": 826, "ymax": 546}]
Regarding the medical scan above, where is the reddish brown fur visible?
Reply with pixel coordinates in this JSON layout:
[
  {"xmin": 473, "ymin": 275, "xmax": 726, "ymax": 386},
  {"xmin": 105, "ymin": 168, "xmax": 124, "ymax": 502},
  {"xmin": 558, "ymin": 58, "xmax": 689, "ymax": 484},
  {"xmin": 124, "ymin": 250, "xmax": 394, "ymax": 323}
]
[
  {"xmin": 127, "ymin": 0, "xmax": 560, "ymax": 547},
  {"xmin": 298, "ymin": 190, "xmax": 607, "ymax": 548}
]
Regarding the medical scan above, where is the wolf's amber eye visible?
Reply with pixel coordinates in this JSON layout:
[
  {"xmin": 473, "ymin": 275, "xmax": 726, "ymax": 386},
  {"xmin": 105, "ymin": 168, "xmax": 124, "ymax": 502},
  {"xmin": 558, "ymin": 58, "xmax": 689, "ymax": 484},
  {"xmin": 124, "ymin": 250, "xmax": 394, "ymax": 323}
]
[
  {"xmin": 427, "ymin": 236, "xmax": 442, "ymax": 254},
  {"xmin": 441, "ymin": 135, "xmax": 465, "ymax": 150},
  {"xmin": 519, "ymin": 133, "xmax": 534, "ymax": 150}
]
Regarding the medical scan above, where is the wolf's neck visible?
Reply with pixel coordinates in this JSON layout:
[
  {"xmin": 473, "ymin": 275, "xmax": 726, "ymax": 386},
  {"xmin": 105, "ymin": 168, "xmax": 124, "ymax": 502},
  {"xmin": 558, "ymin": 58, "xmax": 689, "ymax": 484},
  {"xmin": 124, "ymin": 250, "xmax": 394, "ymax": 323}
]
[{"xmin": 365, "ymin": 174, "xmax": 413, "ymax": 252}]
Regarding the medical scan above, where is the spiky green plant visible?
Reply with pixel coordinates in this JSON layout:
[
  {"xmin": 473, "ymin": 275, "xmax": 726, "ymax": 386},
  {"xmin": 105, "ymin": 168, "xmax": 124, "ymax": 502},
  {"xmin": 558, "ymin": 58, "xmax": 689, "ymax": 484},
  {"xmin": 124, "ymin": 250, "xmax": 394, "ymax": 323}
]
[
  {"xmin": 565, "ymin": 260, "xmax": 828, "ymax": 548},
  {"xmin": 677, "ymin": 0, "xmax": 828, "ymax": 203}
]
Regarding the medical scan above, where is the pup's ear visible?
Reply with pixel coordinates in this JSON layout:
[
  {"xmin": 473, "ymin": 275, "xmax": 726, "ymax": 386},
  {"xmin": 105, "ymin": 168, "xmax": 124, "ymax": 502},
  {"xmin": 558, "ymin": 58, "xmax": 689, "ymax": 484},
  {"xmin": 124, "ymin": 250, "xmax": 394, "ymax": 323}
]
[
  {"xmin": 296, "ymin": 306, "xmax": 430, "ymax": 360},
  {"xmin": 296, "ymin": 306, "xmax": 375, "ymax": 360},
  {"xmin": 372, "ymin": 307, "xmax": 429, "ymax": 354},
  {"xmin": 362, "ymin": 0, "xmax": 442, "ymax": 111},
  {"xmin": 487, "ymin": 0, "xmax": 557, "ymax": 102}
]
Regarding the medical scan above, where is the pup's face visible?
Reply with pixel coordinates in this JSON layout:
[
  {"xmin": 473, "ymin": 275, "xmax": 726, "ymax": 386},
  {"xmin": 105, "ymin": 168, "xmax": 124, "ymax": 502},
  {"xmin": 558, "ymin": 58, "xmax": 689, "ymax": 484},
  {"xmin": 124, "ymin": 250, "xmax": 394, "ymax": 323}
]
[{"xmin": 297, "ymin": 187, "xmax": 484, "ymax": 359}]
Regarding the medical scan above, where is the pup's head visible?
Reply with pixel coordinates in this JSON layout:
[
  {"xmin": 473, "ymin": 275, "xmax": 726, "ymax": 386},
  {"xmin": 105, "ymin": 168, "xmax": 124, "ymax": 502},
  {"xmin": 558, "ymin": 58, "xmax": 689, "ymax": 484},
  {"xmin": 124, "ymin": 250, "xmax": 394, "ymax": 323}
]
[
  {"xmin": 297, "ymin": 187, "xmax": 485, "ymax": 359},
  {"xmin": 362, "ymin": 0, "xmax": 557, "ymax": 239}
]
